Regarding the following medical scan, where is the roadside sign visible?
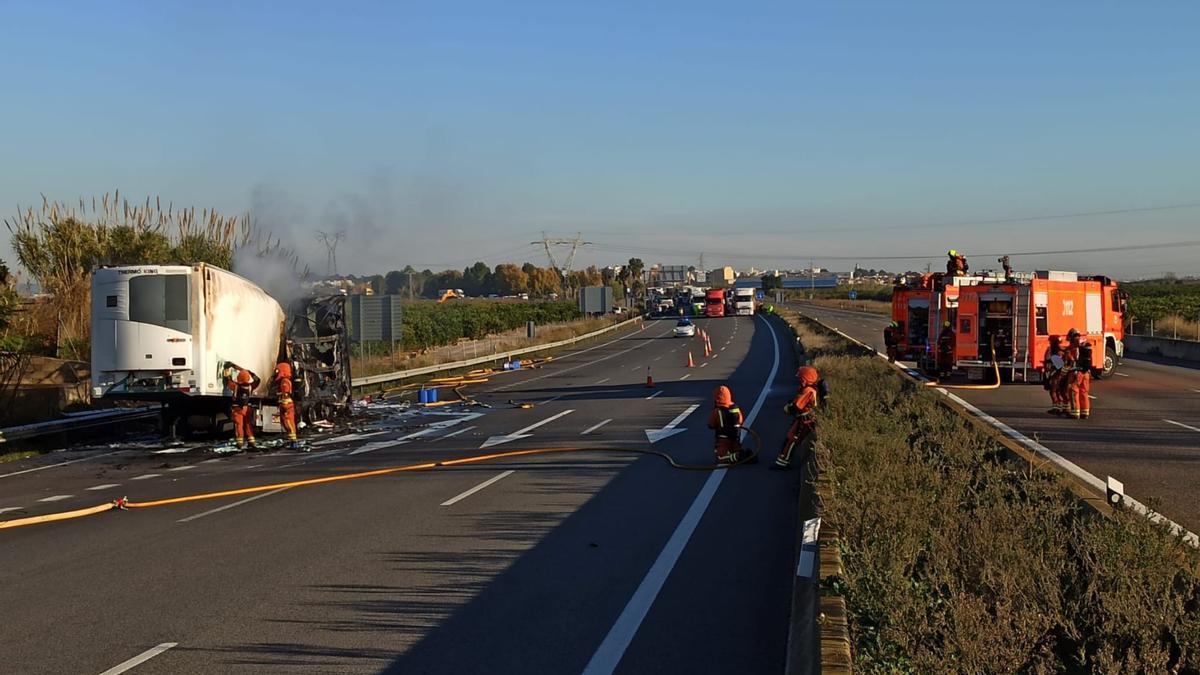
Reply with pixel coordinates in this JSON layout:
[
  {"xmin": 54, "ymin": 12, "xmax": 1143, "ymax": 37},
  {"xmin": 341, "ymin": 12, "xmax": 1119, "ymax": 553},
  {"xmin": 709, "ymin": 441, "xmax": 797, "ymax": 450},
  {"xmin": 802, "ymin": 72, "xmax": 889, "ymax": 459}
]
[
  {"xmin": 848, "ymin": 290, "xmax": 858, "ymax": 300},
  {"xmin": 756, "ymin": 291, "xmax": 764, "ymax": 301}
]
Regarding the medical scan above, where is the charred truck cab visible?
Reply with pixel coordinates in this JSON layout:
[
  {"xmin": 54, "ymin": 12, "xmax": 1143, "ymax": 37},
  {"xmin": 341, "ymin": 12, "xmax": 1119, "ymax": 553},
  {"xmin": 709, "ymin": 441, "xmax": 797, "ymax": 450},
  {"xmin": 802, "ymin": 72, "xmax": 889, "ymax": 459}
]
[{"xmin": 91, "ymin": 264, "xmax": 351, "ymax": 436}]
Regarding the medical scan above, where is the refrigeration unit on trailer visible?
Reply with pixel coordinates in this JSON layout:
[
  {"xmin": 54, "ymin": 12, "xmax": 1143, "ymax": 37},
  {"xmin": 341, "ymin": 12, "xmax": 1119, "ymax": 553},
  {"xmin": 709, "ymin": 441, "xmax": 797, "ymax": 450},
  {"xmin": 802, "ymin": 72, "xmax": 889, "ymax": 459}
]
[
  {"xmin": 952, "ymin": 270, "xmax": 1126, "ymax": 382},
  {"xmin": 732, "ymin": 287, "xmax": 757, "ymax": 316}
]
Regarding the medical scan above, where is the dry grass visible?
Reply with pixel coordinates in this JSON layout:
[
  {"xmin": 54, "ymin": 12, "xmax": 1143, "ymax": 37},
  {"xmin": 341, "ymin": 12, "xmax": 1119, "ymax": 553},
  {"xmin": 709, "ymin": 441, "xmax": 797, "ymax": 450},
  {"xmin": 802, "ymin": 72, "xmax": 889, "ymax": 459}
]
[
  {"xmin": 1135, "ymin": 314, "xmax": 1200, "ymax": 342},
  {"xmin": 351, "ymin": 315, "xmax": 625, "ymax": 377},
  {"xmin": 798, "ymin": 298, "xmax": 891, "ymax": 316},
  {"xmin": 779, "ymin": 313, "xmax": 1200, "ymax": 673}
]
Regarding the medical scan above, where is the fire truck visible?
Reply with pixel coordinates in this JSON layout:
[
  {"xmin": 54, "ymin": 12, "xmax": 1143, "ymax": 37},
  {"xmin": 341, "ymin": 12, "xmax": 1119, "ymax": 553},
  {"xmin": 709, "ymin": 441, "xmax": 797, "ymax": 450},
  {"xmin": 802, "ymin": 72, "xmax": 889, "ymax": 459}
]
[{"xmin": 892, "ymin": 270, "xmax": 1128, "ymax": 381}]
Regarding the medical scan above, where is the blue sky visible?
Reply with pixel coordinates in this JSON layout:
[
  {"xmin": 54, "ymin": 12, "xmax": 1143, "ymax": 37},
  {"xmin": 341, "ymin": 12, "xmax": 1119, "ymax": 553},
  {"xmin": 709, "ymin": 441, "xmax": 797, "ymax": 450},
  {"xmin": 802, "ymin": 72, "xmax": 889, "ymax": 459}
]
[{"xmin": 2, "ymin": 0, "xmax": 1198, "ymax": 278}]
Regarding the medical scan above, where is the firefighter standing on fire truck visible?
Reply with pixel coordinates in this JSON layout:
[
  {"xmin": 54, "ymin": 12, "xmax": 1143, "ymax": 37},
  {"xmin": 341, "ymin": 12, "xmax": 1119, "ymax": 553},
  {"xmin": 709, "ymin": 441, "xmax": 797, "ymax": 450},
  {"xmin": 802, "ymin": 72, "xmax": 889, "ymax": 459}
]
[
  {"xmin": 273, "ymin": 360, "xmax": 300, "ymax": 449},
  {"xmin": 946, "ymin": 249, "xmax": 969, "ymax": 276},
  {"xmin": 1065, "ymin": 328, "xmax": 1093, "ymax": 419},
  {"xmin": 223, "ymin": 364, "xmax": 261, "ymax": 449}
]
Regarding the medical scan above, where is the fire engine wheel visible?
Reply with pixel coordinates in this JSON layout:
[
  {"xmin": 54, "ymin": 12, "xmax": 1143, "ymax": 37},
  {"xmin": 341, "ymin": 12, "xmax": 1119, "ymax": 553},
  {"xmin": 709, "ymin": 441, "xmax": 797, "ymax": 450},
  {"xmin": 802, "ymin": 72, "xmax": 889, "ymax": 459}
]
[{"xmin": 1096, "ymin": 347, "xmax": 1117, "ymax": 380}]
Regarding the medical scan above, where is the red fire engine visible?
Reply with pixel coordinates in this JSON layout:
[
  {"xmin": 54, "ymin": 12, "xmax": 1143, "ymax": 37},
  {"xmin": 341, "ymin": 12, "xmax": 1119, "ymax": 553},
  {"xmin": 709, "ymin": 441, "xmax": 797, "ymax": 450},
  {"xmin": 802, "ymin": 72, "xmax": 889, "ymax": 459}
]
[{"xmin": 892, "ymin": 270, "xmax": 1127, "ymax": 381}]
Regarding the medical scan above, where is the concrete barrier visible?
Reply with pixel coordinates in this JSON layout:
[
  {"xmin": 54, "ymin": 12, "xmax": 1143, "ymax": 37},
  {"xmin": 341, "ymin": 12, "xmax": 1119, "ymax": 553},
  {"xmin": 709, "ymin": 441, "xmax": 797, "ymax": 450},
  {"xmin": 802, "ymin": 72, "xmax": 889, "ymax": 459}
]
[{"xmin": 1124, "ymin": 334, "xmax": 1200, "ymax": 363}]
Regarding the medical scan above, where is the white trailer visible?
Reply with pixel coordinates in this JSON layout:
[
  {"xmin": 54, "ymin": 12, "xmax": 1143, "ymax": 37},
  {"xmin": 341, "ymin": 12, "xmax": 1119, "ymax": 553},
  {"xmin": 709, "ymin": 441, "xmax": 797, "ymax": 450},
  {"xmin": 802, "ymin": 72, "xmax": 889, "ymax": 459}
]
[
  {"xmin": 91, "ymin": 264, "xmax": 286, "ymax": 425},
  {"xmin": 733, "ymin": 287, "xmax": 756, "ymax": 316}
]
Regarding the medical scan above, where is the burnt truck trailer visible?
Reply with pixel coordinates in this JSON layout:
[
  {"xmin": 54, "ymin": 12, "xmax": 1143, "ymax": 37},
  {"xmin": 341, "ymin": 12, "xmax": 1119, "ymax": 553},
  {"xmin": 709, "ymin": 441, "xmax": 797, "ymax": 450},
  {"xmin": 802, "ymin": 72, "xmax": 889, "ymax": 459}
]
[{"xmin": 91, "ymin": 264, "xmax": 351, "ymax": 435}]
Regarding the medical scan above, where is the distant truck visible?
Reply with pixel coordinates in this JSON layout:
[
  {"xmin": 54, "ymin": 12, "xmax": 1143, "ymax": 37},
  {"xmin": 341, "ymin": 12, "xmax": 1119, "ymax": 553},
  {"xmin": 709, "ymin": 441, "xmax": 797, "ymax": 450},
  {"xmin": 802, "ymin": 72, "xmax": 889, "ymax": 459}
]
[
  {"xmin": 91, "ymin": 264, "xmax": 351, "ymax": 435},
  {"xmin": 705, "ymin": 289, "xmax": 726, "ymax": 318},
  {"xmin": 891, "ymin": 269, "xmax": 1127, "ymax": 381},
  {"xmin": 732, "ymin": 288, "xmax": 756, "ymax": 316}
]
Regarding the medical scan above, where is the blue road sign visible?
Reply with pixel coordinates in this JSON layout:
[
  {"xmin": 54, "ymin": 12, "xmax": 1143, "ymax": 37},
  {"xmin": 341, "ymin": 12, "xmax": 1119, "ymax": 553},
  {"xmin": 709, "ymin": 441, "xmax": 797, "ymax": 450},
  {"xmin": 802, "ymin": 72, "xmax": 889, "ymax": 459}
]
[{"xmin": 848, "ymin": 290, "xmax": 858, "ymax": 300}]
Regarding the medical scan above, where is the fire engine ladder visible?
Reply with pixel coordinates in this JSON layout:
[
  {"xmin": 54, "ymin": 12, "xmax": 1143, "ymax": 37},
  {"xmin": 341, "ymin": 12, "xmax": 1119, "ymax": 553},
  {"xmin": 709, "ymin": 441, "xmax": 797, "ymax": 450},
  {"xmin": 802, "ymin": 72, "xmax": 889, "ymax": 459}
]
[{"xmin": 1012, "ymin": 285, "xmax": 1032, "ymax": 381}]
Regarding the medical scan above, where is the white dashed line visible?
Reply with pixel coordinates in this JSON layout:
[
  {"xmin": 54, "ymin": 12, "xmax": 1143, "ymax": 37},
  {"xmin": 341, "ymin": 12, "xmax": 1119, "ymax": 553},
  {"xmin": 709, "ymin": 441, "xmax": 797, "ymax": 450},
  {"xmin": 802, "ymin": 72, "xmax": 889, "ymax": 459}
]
[
  {"xmin": 441, "ymin": 470, "xmax": 516, "ymax": 506},
  {"xmin": 131, "ymin": 474, "xmax": 160, "ymax": 481},
  {"xmin": 1164, "ymin": 419, "xmax": 1200, "ymax": 433},
  {"xmin": 680, "ymin": 374, "xmax": 692, "ymax": 380},
  {"xmin": 441, "ymin": 425, "xmax": 476, "ymax": 439},
  {"xmin": 595, "ymin": 378, "xmax": 611, "ymax": 385},
  {"xmin": 86, "ymin": 484, "xmax": 120, "ymax": 491},
  {"xmin": 178, "ymin": 488, "xmax": 290, "ymax": 523},
  {"xmin": 0, "ymin": 451, "xmax": 120, "ymax": 480},
  {"xmin": 168, "ymin": 465, "xmax": 195, "ymax": 472},
  {"xmin": 700, "ymin": 363, "xmax": 708, "ymax": 368},
  {"xmin": 581, "ymin": 419, "xmax": 613, "ymax": 435},
  {"xmin": 0, "ymin": 506, "xmax": 25, "ymax": 514},
  {"xmin": 98, "ymin": 642, "xmax": 178, "ymax": 675},
  {"xmin": 645, "ymin": 391, "xmax": 663, "ymax": 400},
  {"xmin": 38, "ymin": 495, "xmax": 73, "ymax": 503},
  {"xmin": 1115, "ymin": 372, "xmax": 1130, "ymax": 377}
]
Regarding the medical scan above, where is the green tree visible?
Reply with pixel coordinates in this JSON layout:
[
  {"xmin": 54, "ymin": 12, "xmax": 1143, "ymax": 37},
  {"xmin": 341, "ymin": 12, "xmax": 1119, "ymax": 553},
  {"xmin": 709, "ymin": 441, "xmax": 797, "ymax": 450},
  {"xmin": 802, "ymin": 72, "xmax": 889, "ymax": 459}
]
[
  {"xmin": 626, "ymin": 258, "xmax": 645, "ymax": 299},
  {"xmin": 761, "ymin": 273, "xmax": 782, "ymax": 293},
  {"xmin": 384, "ymin": 270, "xmax": 405, "ymax": 295}
]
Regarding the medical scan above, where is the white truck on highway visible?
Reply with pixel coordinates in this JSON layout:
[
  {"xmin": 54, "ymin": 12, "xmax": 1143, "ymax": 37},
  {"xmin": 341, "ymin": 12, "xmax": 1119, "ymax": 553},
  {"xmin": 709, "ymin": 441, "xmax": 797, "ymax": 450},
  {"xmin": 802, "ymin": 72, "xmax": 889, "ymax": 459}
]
[{"xmin": 733, "ymin": 287, "xmax": 757, "ymax": 316}]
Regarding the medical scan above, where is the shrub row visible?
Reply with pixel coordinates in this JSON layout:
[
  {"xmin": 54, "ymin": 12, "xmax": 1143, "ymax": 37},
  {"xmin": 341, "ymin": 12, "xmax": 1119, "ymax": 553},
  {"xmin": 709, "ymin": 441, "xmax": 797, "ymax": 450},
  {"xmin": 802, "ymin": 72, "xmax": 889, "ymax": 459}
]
[
  {"xmin": 786, "ymin": 314, "xmax": 1200, "ymax": 673},
  {"xmin": 398, "ymin": 300, "xmax": 580, "ymax": 351}
]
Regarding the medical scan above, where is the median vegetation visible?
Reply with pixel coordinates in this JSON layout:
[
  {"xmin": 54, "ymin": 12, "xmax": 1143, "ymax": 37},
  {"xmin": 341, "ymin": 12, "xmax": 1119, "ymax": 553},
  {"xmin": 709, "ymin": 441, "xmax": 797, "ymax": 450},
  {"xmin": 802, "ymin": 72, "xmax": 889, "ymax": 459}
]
[{"xmin": 781, "ymin": 311, "xmax": 1200, "ymax": 673}]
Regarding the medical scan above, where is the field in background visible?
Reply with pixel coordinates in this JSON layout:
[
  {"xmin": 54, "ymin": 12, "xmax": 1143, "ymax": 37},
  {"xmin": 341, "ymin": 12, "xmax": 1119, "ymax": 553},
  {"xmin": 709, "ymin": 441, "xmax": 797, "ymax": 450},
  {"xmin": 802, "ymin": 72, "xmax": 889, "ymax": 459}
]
[
  {"xmin": 1125, "ymin": 280, "xmax": 1200, "ymax": 340},
  {"xmin": 351, "ymin": 313, "xmax": 624, "ymax": 377},
  {"xmin": 779, "ymin": 310, "xmax": 1200, "ymax": 672}
]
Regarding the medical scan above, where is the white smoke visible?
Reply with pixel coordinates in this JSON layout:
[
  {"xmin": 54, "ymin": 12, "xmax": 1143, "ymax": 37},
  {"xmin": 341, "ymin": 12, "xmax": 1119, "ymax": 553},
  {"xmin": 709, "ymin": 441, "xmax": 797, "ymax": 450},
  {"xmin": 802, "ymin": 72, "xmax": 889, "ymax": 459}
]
[{"xmin": 231, "ymin": 245, "xmax": 304, "ymax": 307}]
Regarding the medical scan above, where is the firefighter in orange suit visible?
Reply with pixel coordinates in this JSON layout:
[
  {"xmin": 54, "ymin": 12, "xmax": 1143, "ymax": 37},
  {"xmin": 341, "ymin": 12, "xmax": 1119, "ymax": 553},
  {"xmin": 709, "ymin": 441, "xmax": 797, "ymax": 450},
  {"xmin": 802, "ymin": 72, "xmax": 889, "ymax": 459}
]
[
  {"xmin": 946, "ymin": 249, "xmax": 968, "ymax": 276},
  {"xmin": 936, "ymin": 322, "xmax": 956, "ymax": 379},
  {"xmin": 773, "ymin": 366, "xmax": 820, "ymax": 470},
  {"xmin": 1065, "ymin": 328, "xmax": 1093, "ymax": 419},
  {"xmin": 707, "ymin": 385, "xmax": 747, "ymax": 464},
  {"xmin": 273, "ymin": 361, "xmax": 299, "ymax": 449},
  {"xmin": 883, "ymin": 321, "xmax": 901, "ymax": 363},
  {"xmin": 1042, "ymin": 335, "xmax": 1068, "ymax": 415},
  {"xmin": 223, "ymin": 364, "xmax": 261, "ymax": 449}
]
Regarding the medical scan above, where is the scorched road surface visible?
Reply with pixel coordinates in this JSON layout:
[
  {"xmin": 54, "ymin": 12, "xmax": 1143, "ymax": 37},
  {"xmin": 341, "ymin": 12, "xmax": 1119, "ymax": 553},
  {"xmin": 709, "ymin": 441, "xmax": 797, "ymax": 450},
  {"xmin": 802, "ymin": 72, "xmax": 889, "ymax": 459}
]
[{"xmin": 0, "ymin": 314, "xmax": 802, "ymax": 674}]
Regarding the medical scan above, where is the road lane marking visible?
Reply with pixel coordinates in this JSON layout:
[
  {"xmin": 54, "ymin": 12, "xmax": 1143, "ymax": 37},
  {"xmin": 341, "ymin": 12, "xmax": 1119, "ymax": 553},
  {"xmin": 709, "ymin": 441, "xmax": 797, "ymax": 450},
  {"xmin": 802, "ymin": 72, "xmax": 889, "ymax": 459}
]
[
  {"xmin": 440, "ymin": 470, "xmax": 515, "ymax": 506},
  {"xmin": 595, "ymin": 378, "xmax": 611, "ymax": 385},
  {"xmin": 1164, "ymin": 419, "xmax": 1200, "ymax": 433},
  {"xmin": 584, "ymin": 314, "xmax": 780, "ymax": 674},
  {"xmin": 98, "ymin": 642, "xmax": 178, "ymax": 675},
  {"xmin": 652, "ymin": 356, "xmax": 661, "ymax": 361},
  {"xmin": 131, "ymin": 474, "xmax": 160, "ymax": 480},
  {"xmin": 441, "ymin": 425, "xmax": 476, "ymax": 439},
  {"xmin": 1193, "ymin": 389, "xmax": 1200, "ymax": 393},
  {"xmin": 313, "ymin": 430, "xmax": 388, "ymax": 447},
  {"xmin": 178, "ymin": 488, "xmax": 291, "ymax": 523},
  {"xmin": 38, "ymin": 495, "xmax": 73, "ymax": 502},
  {"xmin": 645, "ymin": 391, "xmax": 663, "ymax": 400},
  {"xmin": 0, "ymin": 451, "xmax": 120, "ymax": 480},
  {"xmin": 167, "ymin": 465, "xmax": 195, "ymax": 472},
  {"xmin": 200, "ymin": 458, "xmax": 223, "ymax": 464},
  {"xmin": 86, "ymin": 484, "xmax": 120, "ymax": 491},
  {"xmin": 348, "ymin": 440, "xmax": 406, "ymax": 456},
  {"xmin": 1115, "ymin": 372, "xmax": 1130, "ymax": 377},
  {"xmin": 480, "ymin": 410, "xmax": 576, "ymax": 449},
  {"xmin": 679, "ymin": 374, "xmax": 691, "ymax": 380},
  {"xmin": 0, "ymin": 506, "xmax": 24, "ymax": 514},
  {"xmin": 699, "ymin": 362, "xmax": 707, "ymax": 368},
  {"xmin": 581, "ymin": 419, "xmax": 613, "ymax": 435},
  {"xmin": 491, "ymin": 323, "xmax": 672, "ymax": 392}
]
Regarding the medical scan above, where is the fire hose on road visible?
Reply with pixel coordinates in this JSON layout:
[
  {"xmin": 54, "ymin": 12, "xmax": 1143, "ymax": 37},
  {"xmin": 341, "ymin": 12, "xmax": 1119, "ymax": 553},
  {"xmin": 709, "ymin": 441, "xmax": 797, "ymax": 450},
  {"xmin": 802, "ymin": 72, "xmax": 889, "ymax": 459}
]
[{"xmin": 0, "ymin": 428, "xmax": 762, "ymax": 531}]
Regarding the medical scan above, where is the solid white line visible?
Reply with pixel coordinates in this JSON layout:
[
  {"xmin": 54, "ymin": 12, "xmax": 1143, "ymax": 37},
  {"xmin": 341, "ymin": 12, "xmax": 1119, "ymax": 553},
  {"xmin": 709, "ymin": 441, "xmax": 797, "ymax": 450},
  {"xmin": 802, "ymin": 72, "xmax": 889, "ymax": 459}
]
[
  {"xmin": 86, "ymin": 484, "xmax": 120, "ymax": 491},
  {"xmin": 131, "ymin": 474, "xmax": 160, "ymax": 481},
  {"xmin": 441, "ymin": 425, "xmax": 476, "ymax": 439},
  {"xmin": 167, "ymin": 465, "xmax": 195, "ymax": 472},
  {"xmin": 38, "ymin": 494, "xmax": 73, "ymax": 502},
  {"xmin": 583, "ymin": 314, "xmax": 780, "ymax": 674},
  {"xmin": 178, "ymin": 488, "xmax": 290, "ymax": 523},
  {"xmin": 0, "ymin": 451, "xmax": 120, "ymax": 479},
  {"xmin": 679, "ymin": 374, "xmax": 692, "ymax": 380},
  {"xmin": 440, "ymin": 470, "xmax": 516, "ymax": 506},
  {"xmin": 645, "ymin": 391, "xmax": 663, "ymax": 400},
  {"xmin": 1164, "ymin": 419, "xmax": 1200, "ymax": 433},
  {"xmin": 664, "ymin": 404, "xmax": 700, "ymax": 430},
  {"xmin": 97, "ymin": 642, "xmax": 178, "ymax": 675},
  {"xmin": 581, "ymin": 419, "xmax": 613, "ymax": 435}
]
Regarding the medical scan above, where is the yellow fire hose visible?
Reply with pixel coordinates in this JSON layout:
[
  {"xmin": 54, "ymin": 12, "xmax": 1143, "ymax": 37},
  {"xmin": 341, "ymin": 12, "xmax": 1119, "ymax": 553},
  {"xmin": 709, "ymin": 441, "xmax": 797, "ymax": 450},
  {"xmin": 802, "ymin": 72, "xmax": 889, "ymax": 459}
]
[{"xmin": 0, "ymin": 429, "xmax": 762, "ymax": 532}]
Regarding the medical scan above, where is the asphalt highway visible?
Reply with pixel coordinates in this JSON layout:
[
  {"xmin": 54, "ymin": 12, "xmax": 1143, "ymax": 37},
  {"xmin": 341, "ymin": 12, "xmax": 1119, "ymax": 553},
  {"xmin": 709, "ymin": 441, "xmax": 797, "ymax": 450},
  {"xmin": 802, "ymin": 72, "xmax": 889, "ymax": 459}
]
[
  {"xmin": 790, "ymin": 302, "xmax": 1200, "ymax": 532},
  {"xmin": 0, "ymin": 314, "xmax": 803, "ymax": 674}
]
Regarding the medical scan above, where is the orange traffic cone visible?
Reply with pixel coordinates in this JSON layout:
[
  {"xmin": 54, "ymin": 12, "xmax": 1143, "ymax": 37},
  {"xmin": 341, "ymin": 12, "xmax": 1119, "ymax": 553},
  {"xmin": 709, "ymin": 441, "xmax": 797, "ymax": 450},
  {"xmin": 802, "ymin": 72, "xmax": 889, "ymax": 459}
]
[
  {"xmin": 645, "ymin": 367, "xmax": 655, "ymax": 388},
  {"xmin": 687, "ymin": 351, "xmax": 695, "ymax": 367}
]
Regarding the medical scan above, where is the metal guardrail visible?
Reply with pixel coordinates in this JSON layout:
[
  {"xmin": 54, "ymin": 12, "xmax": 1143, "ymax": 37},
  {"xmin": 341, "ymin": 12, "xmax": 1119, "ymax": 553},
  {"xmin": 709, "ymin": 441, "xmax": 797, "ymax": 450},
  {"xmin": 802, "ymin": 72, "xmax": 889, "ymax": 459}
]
[
  {"xmin": 350, "ymin": 316, "xmax": 644, "ymax": 389},
  {"xmin": 0, "ymin": 406, "xmax": 162, "ymax": 443}
]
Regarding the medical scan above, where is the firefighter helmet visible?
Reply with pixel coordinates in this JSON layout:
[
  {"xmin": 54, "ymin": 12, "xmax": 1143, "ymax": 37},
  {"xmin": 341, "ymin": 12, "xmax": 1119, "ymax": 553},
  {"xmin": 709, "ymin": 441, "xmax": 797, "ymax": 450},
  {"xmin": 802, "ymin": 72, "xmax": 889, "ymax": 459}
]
[
  {"xmin": 943, "ymin": 321, "xmax": 951, "ymax": 328},
  {"xmin": 236, "ymin": 369, "xmax": 254, "ymax": 385},
  {"xmin": 1067, "ymin": 328, "xmax": 1080, "ymax": 339},
  {"xmin": 797, "ymin": 366, "xmax": 819, "ymax": 387},
  {"xmin": 948, "ymin": 249, "xmax": 957, "ymax": 256},
  {"xmin": 274, "ymin": 361, "xmax": 293, "ymax": 380}
]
